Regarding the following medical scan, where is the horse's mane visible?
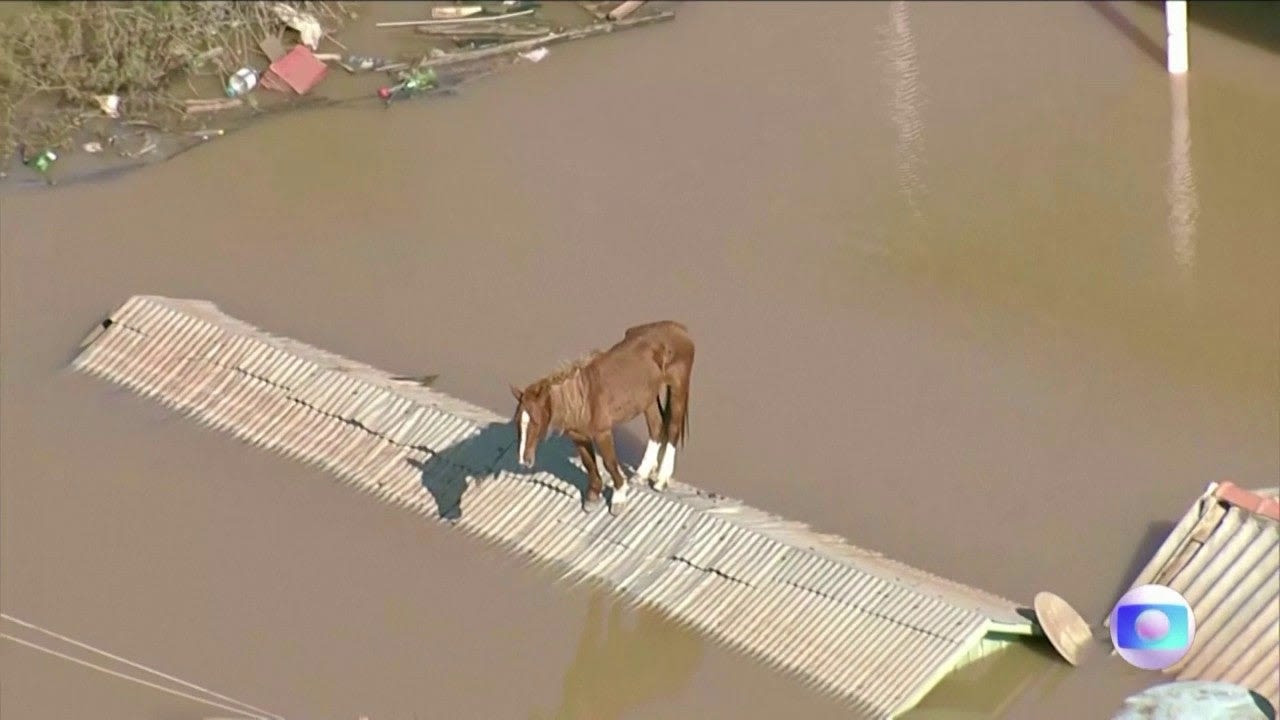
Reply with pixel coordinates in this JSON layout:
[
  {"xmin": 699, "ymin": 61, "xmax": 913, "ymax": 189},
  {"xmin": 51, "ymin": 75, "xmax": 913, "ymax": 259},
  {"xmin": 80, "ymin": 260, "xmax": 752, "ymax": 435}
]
[
  {"xmin": 533, "ymin": 349, "xmax": 603, "ymax": 389},
  {"xmin": 530, "ymin": 349, "xmax": 602, "ymax": 432}
]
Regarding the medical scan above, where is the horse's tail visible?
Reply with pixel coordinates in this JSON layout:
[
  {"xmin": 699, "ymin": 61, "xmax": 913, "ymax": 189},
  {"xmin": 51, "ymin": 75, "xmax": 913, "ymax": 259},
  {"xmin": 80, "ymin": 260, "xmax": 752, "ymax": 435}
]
[
  {"xmin": 660, "ymin": 384, "xmax": 689, "ymax": 448},
  {"xmin": 681, "ymin": 392, "xmax": 690, "ymax": 448},
  {"xmin": 657, "ymin": 389, "xmax": 670, "ymax": 440}
]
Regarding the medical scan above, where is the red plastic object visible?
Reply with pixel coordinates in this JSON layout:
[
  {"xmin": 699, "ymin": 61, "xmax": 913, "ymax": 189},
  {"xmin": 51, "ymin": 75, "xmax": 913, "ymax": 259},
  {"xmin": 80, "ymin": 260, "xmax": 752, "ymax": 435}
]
[{"xmin": 261, "ymin": 45, "xmax": 328, "ymax": 95}]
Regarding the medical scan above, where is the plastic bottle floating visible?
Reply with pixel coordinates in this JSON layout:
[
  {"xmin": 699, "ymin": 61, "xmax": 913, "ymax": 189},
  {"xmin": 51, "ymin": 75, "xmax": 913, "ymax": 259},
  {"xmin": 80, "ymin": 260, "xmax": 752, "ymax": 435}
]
[{"xmin": 225, "ymin": 68, "xmax": 258, "ymax": 98}]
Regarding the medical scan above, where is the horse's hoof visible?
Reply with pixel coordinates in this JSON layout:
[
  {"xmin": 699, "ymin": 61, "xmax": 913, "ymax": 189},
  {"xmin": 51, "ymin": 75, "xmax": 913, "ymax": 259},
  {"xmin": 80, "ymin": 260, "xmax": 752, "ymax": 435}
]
[
  {"xmin": 609, "ymin": 486, "xmax": 629, "ymax": 517},
  {"xmin": 583, "ymin": 494, "xmax": 605, "ymax": 513}
]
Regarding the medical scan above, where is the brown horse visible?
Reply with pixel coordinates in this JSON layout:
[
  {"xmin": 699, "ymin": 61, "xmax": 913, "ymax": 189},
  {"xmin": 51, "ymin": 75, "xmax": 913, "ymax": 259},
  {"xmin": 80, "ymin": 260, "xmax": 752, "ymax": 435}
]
[{"xmin": 510, "ymin": 321, "xmax": 694, "ymax": 516}]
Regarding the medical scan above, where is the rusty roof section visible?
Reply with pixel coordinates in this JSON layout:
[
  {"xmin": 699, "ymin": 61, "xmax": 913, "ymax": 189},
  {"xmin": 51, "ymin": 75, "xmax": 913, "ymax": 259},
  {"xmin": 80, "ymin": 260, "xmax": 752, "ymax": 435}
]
[
  {"xmin": 1213, "ymin": 482, "xmax": 1280, "ymax": 522},
  {"xmin": 1118, "ymin": 480, "xmax": 1280, "ymax": 709},
  {"xmin": 71, "ymin": 295, "xmax": 1045, "ymax": 719}
]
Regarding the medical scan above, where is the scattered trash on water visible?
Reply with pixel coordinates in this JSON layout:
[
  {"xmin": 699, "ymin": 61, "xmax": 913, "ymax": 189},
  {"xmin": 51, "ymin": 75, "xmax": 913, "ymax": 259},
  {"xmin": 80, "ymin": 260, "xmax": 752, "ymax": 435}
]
[
  {"xmin": 185, "ymin": 129, "xmax": 226, "ymax": 140},
  {"xmin": 120, "ymin": 137, "xmax": 157, "ymax": 159},
  {"xmin": 5, "ymin": 2, "xmax": 678, "ymax": 190},
  {"xmin": 378, "ymin": 67, "xmax": 439, "ymax": 102},
  {"xmin": 258, "ymin": 36, "xmax": 289, "ymax": 63},
  {"xmin": 415, "ymin": 25, "xmax": 551, "ymax": 40},
  {"xmin": 185, "ymin": 98, "xmax": 244, "ymax": 115},
  {"xmin": 338, "ymin": 54, "xmax": 389, "ymax": 73},
  {"xmin": 432, "ymin": 6, "xmax": 483, "ymax": 20},
  {"xmin": 519, "ymin": 47, "xmax": 550, "ymax": 63},
  {"xmin": 578, "ymin": 1, "xmax": 608, "ymax": 21},
  {"xmin": 607, "ymin": 0, "xmax": 646, "ymax": 21},
  {"xmin": 375, "ymin": 8, "xmax": 536, "ymax": 28},
  {"xmin": 225, "ymin": 67, "xmax": 259, "ymax": 98},
  {"xmin": 271, "ymin": 3, "xmax": 324, "ymax": 50},
  {"xmin": 260, "ymin": 45, "xmax": 328, "ymax": 95},
  {"xmin": 95, "ymin": 94, "xmax": 122, "ymax": 118},
  {"xmin": 23, "ymin": 148, "xmax": 58, "ymax": 173}
]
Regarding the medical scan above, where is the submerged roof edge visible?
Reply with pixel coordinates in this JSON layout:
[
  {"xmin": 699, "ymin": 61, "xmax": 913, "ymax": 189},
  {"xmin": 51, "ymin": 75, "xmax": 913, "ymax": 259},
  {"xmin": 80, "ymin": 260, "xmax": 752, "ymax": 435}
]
[
  {"xmin": 890, "ymin": 620, "xmax": 1008, "ymax": 717},
  {"xmin": 84, "ymin": 294, "xmax": 1033, "ymax": 623},
  {"xmin": 71, "ymin": 294, "xmax": 1061, "ymax": 716}
]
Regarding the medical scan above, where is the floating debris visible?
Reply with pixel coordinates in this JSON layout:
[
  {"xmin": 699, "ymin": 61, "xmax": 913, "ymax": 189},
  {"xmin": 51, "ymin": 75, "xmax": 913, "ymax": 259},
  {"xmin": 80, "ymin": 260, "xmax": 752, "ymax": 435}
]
[
  {"xmin": 118, "ymin": 133, "xmax": 157, "ymax": 159},
  {"xmin": 1033, "ymin": 591, "xmax": 1093, "ymax": 667},
  {"xmin": 225, "ymin": 68, "xmax": 259, "ymax": 98},
  {"xmin": 260, "ymin": 45, "xmax": 329, "ymax": 95},
  {"xmin": 4, "ymin": 0, "xmax": 677, "ymax": 190},
  {"xmin": 376, "ymin": 8, "xmax": 536, "ymax": 28},
  {"xmin": 607, "ymin": 0, "xmax": 647, "ymax": 21},
  {"xmin": 378, "ymin": 68, "xmax": 439, "ymax": 102},
  {"xmin": 519, "ymin": 47, "xmax": 550, "ymax": 63},
  {"xmin": 185, "ymin": 129, "xmax": 226, "ymax": 140},
  {"xmin": 270, "ymin": 3, "xmax": 324, "ymax": 50},
  {"xmin": 411, "ymin": 10, "xmax": 675, "ymax": 70},
  {"xmin": 338, "ymin": 54, "xmax": 391, "ymax": 73},
  {"xmin": 432, "ymin": 6, "xmax": 484, "ymax": 20},
  {"xmin": 414, "ymin": 25, "xmax": 552, "ymax": 39},
  {"xmin": 185, "ymin": 98, "xmax": 245, "ymax": 115},
  {"xmin": 23, "ymin": 148, "xmax": 58, "ymax": 173},
  {"xmin": 95, "ymin": 95, "xmax": 121, "ymax": 118},
  {"xmin": 258, "ymin": 36, "xmax": 289, "ymax": 63},
  {"xmin": 577, "ymin": 1, "xmax": 608, "ymax": 20}
]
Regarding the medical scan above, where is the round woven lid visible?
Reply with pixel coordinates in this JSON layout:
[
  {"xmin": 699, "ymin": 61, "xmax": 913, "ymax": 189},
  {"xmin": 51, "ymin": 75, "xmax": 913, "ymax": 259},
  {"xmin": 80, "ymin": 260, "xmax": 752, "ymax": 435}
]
[{"xmin": 1034, "ymin": 591, "xmax": 1093, "ymax": 667}]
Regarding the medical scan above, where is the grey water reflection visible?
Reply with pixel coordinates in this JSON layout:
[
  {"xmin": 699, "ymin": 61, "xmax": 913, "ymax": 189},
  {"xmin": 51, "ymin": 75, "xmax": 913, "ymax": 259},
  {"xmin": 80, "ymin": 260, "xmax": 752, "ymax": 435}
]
[
  {"xmin": 1167, "ymin": 73, "xmax": 1198, "ymax": 277},
  {"xmin": 533, "ymin": 590, "xmax": 704, "ymax": 720},
  {"xmin": 882, "ymin": 0, "xmax": 928, "ymax": 215}
]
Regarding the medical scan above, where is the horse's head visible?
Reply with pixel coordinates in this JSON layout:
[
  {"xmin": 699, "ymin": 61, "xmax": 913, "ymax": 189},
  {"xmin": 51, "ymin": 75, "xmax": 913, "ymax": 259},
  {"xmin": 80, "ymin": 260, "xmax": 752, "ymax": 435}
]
[{"xmin": 510, "ymin": 381, "xmax": 551, "ymax": 468}]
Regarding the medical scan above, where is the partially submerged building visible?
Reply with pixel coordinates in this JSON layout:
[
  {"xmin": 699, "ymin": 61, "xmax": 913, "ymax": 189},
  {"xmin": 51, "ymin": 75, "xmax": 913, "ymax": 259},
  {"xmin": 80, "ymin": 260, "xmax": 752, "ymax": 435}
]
[
  {"xmin": 73, "ymin": 295, "xmax": 1087, "ymax": 718},
  {"xmin": 1114, "ymin": 480, "xmax": 1280, "ymax": 710}
]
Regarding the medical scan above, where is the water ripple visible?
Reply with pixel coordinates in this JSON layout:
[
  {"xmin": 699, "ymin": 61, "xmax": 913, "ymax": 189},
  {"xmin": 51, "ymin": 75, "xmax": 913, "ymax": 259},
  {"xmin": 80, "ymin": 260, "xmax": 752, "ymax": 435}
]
[
  {"xmin": 1167, "ymin": 74, "xmax": 1198, "ymax": 276},
  {"xmin": 880, "ymin": 0, "xmax": 928, "ymax": 215}
]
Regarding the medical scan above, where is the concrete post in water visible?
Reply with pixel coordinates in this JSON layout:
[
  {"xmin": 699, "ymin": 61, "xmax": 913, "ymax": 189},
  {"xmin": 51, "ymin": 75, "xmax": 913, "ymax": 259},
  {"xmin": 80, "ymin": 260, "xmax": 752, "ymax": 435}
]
[{"xmin": 1166, "ymin": 1, "xmax": 1188, "ymax": 74}]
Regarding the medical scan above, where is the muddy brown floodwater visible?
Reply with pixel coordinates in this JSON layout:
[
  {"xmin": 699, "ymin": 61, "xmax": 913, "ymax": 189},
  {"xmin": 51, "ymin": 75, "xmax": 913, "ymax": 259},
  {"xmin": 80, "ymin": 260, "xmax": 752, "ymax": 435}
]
[{"xmin": 2, "ymin": 2, "xmax": 1278, "ymax": 719}]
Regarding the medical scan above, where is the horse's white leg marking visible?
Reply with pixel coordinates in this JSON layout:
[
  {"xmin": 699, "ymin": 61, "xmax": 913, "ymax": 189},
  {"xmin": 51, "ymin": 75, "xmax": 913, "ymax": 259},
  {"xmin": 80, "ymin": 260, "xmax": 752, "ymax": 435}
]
[
  {"xmin": 518, "ymin": 410, "xmax": 530, "ymax": 463},
  {"xmin": 654, "ymin": 443, "xmax": 676, "ymax": 489},
  {"xmin": 635, "ymin": 439, "xmax": 661, "ymax": 478},
  {"xmin": 612, "ymin": 483, "xmax": 628, "ymax": 505}
]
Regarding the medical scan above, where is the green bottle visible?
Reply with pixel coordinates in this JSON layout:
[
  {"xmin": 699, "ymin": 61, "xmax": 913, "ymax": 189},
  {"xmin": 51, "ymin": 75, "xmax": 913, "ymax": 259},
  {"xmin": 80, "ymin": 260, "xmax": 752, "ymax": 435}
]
[
  {"xmin": 29, "ymin": 149, "xmax": 57, "ymax": 173},
  {"xmin": 404, "ymin": 68, "xmax": 438, "ymax": 91}
]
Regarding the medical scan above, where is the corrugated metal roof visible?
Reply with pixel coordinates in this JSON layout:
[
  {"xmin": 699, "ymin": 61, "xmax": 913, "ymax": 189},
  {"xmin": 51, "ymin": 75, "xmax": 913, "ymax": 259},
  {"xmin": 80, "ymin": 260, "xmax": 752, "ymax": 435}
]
[
  {"xmin": 71, "ymin": 295, "xmax": 1045, "ymax": 719},
  {"xmin": 1114, "ymin": 481, "xmax": 1280, "ymax": 709}
]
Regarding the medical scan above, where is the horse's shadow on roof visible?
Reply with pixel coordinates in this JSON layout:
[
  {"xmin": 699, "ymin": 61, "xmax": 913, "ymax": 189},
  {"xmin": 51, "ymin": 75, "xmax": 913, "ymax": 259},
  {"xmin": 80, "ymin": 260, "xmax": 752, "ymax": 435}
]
[{"xmin": 405, "ymin": 418, "xmax": 648, "ymax": 521}]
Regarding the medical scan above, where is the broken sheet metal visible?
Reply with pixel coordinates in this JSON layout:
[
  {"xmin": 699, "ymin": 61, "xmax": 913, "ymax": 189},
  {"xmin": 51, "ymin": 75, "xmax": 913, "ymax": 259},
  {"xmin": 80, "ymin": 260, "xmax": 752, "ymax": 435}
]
[
  {"xmin": 72, "ymin": 295, "xmax": 1048, "ymax": 719},
  {"xmin": 1112, "ymin": 481, "xmax": 1279, "ymax": 709}
]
